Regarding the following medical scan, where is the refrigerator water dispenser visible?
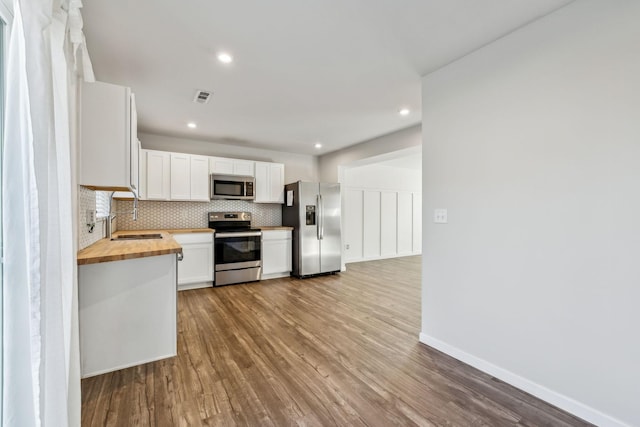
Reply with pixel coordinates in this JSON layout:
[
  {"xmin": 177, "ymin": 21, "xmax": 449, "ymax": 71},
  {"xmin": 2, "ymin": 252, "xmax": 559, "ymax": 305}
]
[{"xmin": 306, "ymin": 205, "xmax": 316, "ymax": 225}]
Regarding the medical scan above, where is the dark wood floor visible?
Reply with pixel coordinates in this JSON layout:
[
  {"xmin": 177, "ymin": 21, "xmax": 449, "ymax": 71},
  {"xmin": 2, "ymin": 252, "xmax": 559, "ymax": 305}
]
[{"xmin": 82, "ymin": 256, "xmax": 591, "ymax": 426}]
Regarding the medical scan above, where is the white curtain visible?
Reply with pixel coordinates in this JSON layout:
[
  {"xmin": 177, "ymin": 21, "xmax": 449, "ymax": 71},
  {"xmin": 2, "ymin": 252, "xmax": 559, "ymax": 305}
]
[{"xmin": 2, "ymin": 0, "xmax": 93, "ymax": 425}]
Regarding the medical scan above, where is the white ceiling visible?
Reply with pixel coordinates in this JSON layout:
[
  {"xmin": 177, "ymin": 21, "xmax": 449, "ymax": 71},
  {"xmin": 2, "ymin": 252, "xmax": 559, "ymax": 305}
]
[{"xmin": 82, "ymin": 0, "xmax": 573, "ymax": 156}]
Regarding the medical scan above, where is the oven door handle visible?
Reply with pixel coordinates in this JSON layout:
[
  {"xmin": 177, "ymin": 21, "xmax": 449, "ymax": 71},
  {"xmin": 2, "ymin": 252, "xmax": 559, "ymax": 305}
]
[{"xmin": 216, "ymin": 231, "xmax": 262, "ymax": 238}]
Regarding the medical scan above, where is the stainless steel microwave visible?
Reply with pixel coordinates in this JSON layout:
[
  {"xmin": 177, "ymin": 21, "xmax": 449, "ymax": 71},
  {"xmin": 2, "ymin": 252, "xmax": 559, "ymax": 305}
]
[{"xmin": 210, "ymin": 174, "xmax": 255, "ymax": 200}]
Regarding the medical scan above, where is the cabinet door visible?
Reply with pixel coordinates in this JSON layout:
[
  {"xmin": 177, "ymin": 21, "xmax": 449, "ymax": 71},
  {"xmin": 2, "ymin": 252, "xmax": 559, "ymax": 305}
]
[
  {"xmin": 262, "ymin": 232, "xmax": 292, "ymax": 275},
  {"xmin": 80, "ymin": 81, "xmax": 133, "ymax": 190},
  {"xmin": 233, "ymin": 160, "xmax": 255, "ymax": 177},
  {"xmin": 209, "ymin": 156, "xmax": 234, "ymax": 175},
  {"xmin": 254, "ymin": 162, "xmax": 270, "ymax": 203},
  {"xmin": 129, "ymin": 95, "xmax": 139, "ymax": 194},
  {"xmin": 170, "ymin": 153, "xmax": 191, "ymax": 200},
  {"xmin": 146, "ymin": 150, "xmax": 170, "ymax": 200},
  {"xmin": 269, "ymin": 163, "xmax": 285, "ymax": 203},
  {"xmin": 178, "ymin": 243, "xmax": 214, "ymax": 285},
  {"xmin": 254, "ymin": 162, "xmax": 285, "ymax": 203},
  {"xmin": 190, "ymin": 155, "xmax": 210, "ymax": 201},
  {"xmin": 138, "ymin": 148, "xmax": 147, "ymax": 200}
]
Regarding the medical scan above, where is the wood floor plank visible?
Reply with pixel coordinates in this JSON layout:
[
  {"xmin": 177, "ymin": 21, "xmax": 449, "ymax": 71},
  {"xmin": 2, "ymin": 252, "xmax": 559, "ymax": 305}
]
[{"xmin": 82, "ymin": 256, "xmax": 592, "ymax": 426}]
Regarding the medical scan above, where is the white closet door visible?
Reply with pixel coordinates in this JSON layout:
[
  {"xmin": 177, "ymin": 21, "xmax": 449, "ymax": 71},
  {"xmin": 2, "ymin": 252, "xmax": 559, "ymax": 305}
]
[
  {"xmin": 397, "ymin": 192, "xmax": 413, "ymax": 255},
  {"xmin": 412, "ymin": 192, "xmax": 422, "ymax": 253},
  {"xmin": 363, "ymin": 191, "xmax": 381, "ymax": 259},
  {"xmin": 380, "ymin": 192, "xmax": 397, "ymax": 256},
  {"xmin": 344, "ymin": 189, "xmax": 363, "ymax": 262}
]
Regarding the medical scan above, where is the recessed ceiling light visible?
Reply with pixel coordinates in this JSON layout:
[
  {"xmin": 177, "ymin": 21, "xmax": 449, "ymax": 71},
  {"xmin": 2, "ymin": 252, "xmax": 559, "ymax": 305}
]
[
  {"xmin": 217, "ymin": 52, "xmax": 233, "ymax": 64},
  {"xmin": 399, "ymin": 108, "xmax": 410, "ymax": 116},
  {"xmin": 314, "ymin": 143, "xmax": 322, "ymax": 149},
  {"xmin": 187, "ymin": 122, "xmax": 197, "ymax": 129}
]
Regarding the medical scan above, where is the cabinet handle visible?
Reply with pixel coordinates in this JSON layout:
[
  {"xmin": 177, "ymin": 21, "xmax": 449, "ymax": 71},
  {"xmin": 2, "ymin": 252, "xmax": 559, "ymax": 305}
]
[{"xmin": 177, "ymin": 251, "xmax": 184, "ymax": 261}]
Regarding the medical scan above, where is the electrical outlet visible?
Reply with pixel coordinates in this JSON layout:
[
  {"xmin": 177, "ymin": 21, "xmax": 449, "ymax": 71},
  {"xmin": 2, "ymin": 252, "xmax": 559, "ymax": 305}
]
[
  {"xmin": 434, "ymin": 209, "xmax": 448, "ymax": 224},
  {"xmin": 345, "ymin": 244, "xmax": 350, "ymax": 250},
  {"xmin": 86, "ymin": 209, "xmax": 96, "ymax": 225}
]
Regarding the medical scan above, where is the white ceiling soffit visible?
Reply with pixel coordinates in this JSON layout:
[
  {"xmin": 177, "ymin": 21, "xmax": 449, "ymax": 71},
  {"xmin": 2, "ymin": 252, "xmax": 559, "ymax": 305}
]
[
  {"xmin": 343, "ymin": 145, "xmax": 422, "ymax": 171},
  {"xmin": 82, "ymin": 0, "xmax": 574, "ymax": 155}
]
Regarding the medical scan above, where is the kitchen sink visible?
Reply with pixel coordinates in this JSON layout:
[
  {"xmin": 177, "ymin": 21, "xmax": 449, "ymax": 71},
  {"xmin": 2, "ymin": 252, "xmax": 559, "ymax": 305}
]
[{"xmin": 111, "ymin": 233, "xmax": 163, "ymax": 241}]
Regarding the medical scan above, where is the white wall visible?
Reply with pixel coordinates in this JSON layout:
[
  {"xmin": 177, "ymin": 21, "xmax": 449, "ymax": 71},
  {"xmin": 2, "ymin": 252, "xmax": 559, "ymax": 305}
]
[
  {"xmin": 421, "ymin": 1, "xmax": 640, "ymax": 426},
  {"xmin": 139, "ymin": 132, "xmax": 318, "ymax": 183},
  {"xmin": 343, "ymin": 163, "xmax": 421, "ymax": 262},
  {"xmin": 318, "ymin": 124, "xmax": 421, "ymax": 182}
]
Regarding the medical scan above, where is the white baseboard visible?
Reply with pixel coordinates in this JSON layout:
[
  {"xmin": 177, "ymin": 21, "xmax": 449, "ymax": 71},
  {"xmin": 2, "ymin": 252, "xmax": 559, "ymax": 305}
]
[
  {"xmin": 178, "ymin": 281, "xmax": 213, "ymax": 291},
  {"xmin": 419, "ymin": 333, "xmax": 629, "ymax": 427},
  {"xmin": 261, "ymin": 272, "xmax": 291, "ymax": 280},
  {"xmin": 345, "ymin": 251, "xmax": 421, "ymax": 264},
  {"xmin": 81, "ymin": 351, "xmax": 177, "ymax": 379}
]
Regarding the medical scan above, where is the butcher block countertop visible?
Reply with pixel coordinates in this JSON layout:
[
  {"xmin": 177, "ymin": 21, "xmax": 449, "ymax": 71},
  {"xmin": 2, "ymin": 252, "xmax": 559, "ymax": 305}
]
[{"xmin": 77, "ymin": 229, "xmax": 213, "ymax": 265}]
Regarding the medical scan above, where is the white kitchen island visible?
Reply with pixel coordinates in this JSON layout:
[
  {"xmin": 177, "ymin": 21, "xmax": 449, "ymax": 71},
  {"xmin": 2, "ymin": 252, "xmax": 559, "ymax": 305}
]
[{"xmin": 77, "ymin": 232, "xmax": 181, "ymax": 378}]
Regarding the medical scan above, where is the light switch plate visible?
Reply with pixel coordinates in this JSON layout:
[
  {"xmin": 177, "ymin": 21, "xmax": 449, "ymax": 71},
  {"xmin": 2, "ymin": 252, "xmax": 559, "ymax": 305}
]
[{"xmin": 434, "ymin": 209, "xmax": 448, "ymax": 224}]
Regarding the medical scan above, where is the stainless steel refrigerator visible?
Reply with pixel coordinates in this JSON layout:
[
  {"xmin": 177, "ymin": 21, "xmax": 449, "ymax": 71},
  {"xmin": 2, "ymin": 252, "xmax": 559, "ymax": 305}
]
[{"xmin": 282, "ymin": 181, "xmax": 342, "ymax": 278}]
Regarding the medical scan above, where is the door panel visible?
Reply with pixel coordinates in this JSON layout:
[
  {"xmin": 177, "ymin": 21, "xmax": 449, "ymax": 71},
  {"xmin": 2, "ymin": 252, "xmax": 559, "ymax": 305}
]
[
  {"xmin": 397, "ymin": 192, "xmax": 413, "ymax": 254},
  {"xmin": 345, "ymin": 189, "xmax": 363, "ymax": 261},
  {"xmin": 412, "ymin": 192, "xmax": 422, "ymax": 253},
  {"xmin": 380, "ymin": 192, "xmax": 397, "ymax": 256},
  {"xmin": 298, "ymin": 182, "xmax": 320, "ymax": 275},
  {"xmin": 319, "ymin": 182, "xmax": 342, "ymax": 273},
  {"xmin": 363, "ymin": 191, "xmax": 381, "ymax": 258}
]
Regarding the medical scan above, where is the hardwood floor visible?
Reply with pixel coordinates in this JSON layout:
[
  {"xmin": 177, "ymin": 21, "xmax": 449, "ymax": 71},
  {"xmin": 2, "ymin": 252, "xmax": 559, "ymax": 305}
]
[{"xmin": 81, "ymin": 256, "xmax": 591, "ymax": 426}]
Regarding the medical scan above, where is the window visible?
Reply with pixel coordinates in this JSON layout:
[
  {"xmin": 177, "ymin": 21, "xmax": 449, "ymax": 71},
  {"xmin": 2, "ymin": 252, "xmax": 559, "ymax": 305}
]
[{"xmin": 95, "ymin": 190, "xmax": 111, "ymax": 218}]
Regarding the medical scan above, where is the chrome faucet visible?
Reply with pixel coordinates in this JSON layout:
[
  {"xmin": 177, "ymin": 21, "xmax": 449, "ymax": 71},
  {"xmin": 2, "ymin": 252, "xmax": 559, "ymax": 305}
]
[{"xmin": 106, "ymin": 191, "xmax": 139, "ymax": 239}]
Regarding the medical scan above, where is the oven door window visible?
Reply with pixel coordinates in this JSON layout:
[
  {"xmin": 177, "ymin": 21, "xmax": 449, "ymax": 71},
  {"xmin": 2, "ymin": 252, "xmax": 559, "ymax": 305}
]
[
  {"xmin": 214, "ymin": 180, "xmax": 244, "ymax": 197},
  {"xmin": 215, "ymin": 235, "xmax": 261, "ymax": 264}
]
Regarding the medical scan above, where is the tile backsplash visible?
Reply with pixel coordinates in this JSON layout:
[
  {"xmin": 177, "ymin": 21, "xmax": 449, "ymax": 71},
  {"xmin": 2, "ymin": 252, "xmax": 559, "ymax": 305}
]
[
  {"xmin": 116, "ymin": 199, "xmax": 282, "ymax": 230},
  {"xmin": 78, "ymin": 186, "xmax": 107, "ymax": 249}
]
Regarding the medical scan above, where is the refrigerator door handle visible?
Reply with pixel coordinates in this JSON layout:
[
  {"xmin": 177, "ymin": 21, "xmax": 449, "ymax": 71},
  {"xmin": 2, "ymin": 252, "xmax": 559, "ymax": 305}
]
[
  {"xmin": 318, "ymin": 194, "xmax": 324, "ymax": 240},
  {"xmin": 316, "ymin": 194, "xmax": 321, "ymax": 240}
]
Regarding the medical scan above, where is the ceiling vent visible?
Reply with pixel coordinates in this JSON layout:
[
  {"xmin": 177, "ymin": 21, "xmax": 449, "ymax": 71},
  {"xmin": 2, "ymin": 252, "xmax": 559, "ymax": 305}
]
[{"xmin": 193, "ymin": 90, "xmax": 212, "ymax": 104}]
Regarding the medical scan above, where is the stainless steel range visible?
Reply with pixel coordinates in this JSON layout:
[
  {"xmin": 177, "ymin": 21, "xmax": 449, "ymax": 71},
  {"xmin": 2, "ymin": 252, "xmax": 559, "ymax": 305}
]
[{"xmin": 209, "ymin": 212, "xmax": 262, "ymax": 286}]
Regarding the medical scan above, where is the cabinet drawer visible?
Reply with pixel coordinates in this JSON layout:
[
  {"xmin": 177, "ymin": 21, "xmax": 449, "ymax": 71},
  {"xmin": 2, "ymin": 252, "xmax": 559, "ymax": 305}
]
[
  {"xmin": 172, "ymin": 232, "xmax": 213, "ymax": 245},
  {"xmin": 261, "ymin": 230, "xmax": 291, "ymax": 241}
]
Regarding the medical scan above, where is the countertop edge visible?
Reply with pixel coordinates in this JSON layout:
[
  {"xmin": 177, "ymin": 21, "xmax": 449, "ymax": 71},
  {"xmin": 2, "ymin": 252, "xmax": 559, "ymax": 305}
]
[{"xmin": 77, "ymin": 231, "xmax": 183, "ymax": 265}]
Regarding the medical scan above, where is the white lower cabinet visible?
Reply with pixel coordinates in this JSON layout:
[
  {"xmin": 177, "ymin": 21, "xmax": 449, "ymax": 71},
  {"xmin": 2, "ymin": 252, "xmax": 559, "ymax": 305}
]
[
  {"xmin": 79, "ymin": 254, "xmax": 177, "ymax": 378},
  {"xmin": 261, "ymin": 229, "xmax": 292, "ymax": 279},
  {"xmin": 173, "ymin": 232, "xmax": 214, "ymax": 290}
]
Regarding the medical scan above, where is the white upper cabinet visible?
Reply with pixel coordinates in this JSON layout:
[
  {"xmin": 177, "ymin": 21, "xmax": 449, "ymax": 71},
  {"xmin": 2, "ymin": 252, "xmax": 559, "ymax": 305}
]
[
  {"xmin": 170, "ymin": 153, "xmax": 191, "ymax": 200},
  {"xmin": 80, "ymin": 81, "xmax": 138, "ymax": 192},
  {"xmin": 165, "ymin": 152, "xmax": 210, "ymax": 201},
  {"xmin": 233, "ymin": 159, "xmax": 255, "ymax": 176},
  {"xmin": 145, "ymin": 150, "xmax": 171, "ymax": 200},
  {"xmin": 190, "ymin": 155, "xmax": 210, "ymax": 201},
  {"xmin": 254, "ymin": 162, "xmax": 285, "ymax": 203},
  {"xmin": 209, "ymin": 156, "xmax": 255, "ymax": 177}
]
